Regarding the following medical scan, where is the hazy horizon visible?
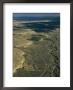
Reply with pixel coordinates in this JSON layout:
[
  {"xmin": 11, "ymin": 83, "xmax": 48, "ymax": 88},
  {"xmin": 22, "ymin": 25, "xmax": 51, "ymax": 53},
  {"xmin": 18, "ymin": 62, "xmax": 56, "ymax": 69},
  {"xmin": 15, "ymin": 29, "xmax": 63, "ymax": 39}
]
[{"xmin": 13, "ymin": 13, "xmax": 60, "ymax": 18}]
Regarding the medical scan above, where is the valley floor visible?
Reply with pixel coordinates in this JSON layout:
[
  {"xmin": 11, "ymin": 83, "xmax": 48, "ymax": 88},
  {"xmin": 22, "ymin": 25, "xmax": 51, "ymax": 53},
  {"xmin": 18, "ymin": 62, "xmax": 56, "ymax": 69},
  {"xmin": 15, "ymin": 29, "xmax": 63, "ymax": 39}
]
[{"xmin": 13, "ymin": 28, "xmax": 60, "ymax": 77}]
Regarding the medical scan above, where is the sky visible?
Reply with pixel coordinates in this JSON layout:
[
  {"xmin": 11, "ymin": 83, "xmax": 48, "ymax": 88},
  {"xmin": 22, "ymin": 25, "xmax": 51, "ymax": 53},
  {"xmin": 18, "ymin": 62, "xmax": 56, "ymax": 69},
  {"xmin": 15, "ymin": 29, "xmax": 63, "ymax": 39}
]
[{"xmin": 13, "ymin": 13, "xmax": 60, "ymax": 18}]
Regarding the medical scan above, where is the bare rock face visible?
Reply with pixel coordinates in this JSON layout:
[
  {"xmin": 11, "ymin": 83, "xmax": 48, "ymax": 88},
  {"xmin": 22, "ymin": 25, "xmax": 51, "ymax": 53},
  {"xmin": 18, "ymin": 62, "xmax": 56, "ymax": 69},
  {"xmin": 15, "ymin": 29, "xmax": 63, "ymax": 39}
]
[
  {"xmin": 13, "ymin": 47, "xmax": 35, "ymax": 73},
  {"xmin": 13, "ymin": 48, "xmax": 25, "ymax": 73}
]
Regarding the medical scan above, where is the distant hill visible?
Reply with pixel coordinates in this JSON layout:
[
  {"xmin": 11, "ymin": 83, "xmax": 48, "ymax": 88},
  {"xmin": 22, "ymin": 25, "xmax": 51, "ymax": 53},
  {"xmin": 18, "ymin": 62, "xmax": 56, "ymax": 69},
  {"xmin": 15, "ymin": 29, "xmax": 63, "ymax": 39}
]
[{"xmin": 13, "ymin": 15, "xmax": 60, "ymax": 21}]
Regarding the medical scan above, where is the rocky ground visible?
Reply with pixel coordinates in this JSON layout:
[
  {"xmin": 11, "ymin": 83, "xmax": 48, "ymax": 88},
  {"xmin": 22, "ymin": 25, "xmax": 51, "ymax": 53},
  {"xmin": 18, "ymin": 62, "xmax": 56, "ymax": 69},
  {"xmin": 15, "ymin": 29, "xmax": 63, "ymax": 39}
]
[{"xmin": 13, "ymin": 27, "xmax": 60, "ymax": 77}]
